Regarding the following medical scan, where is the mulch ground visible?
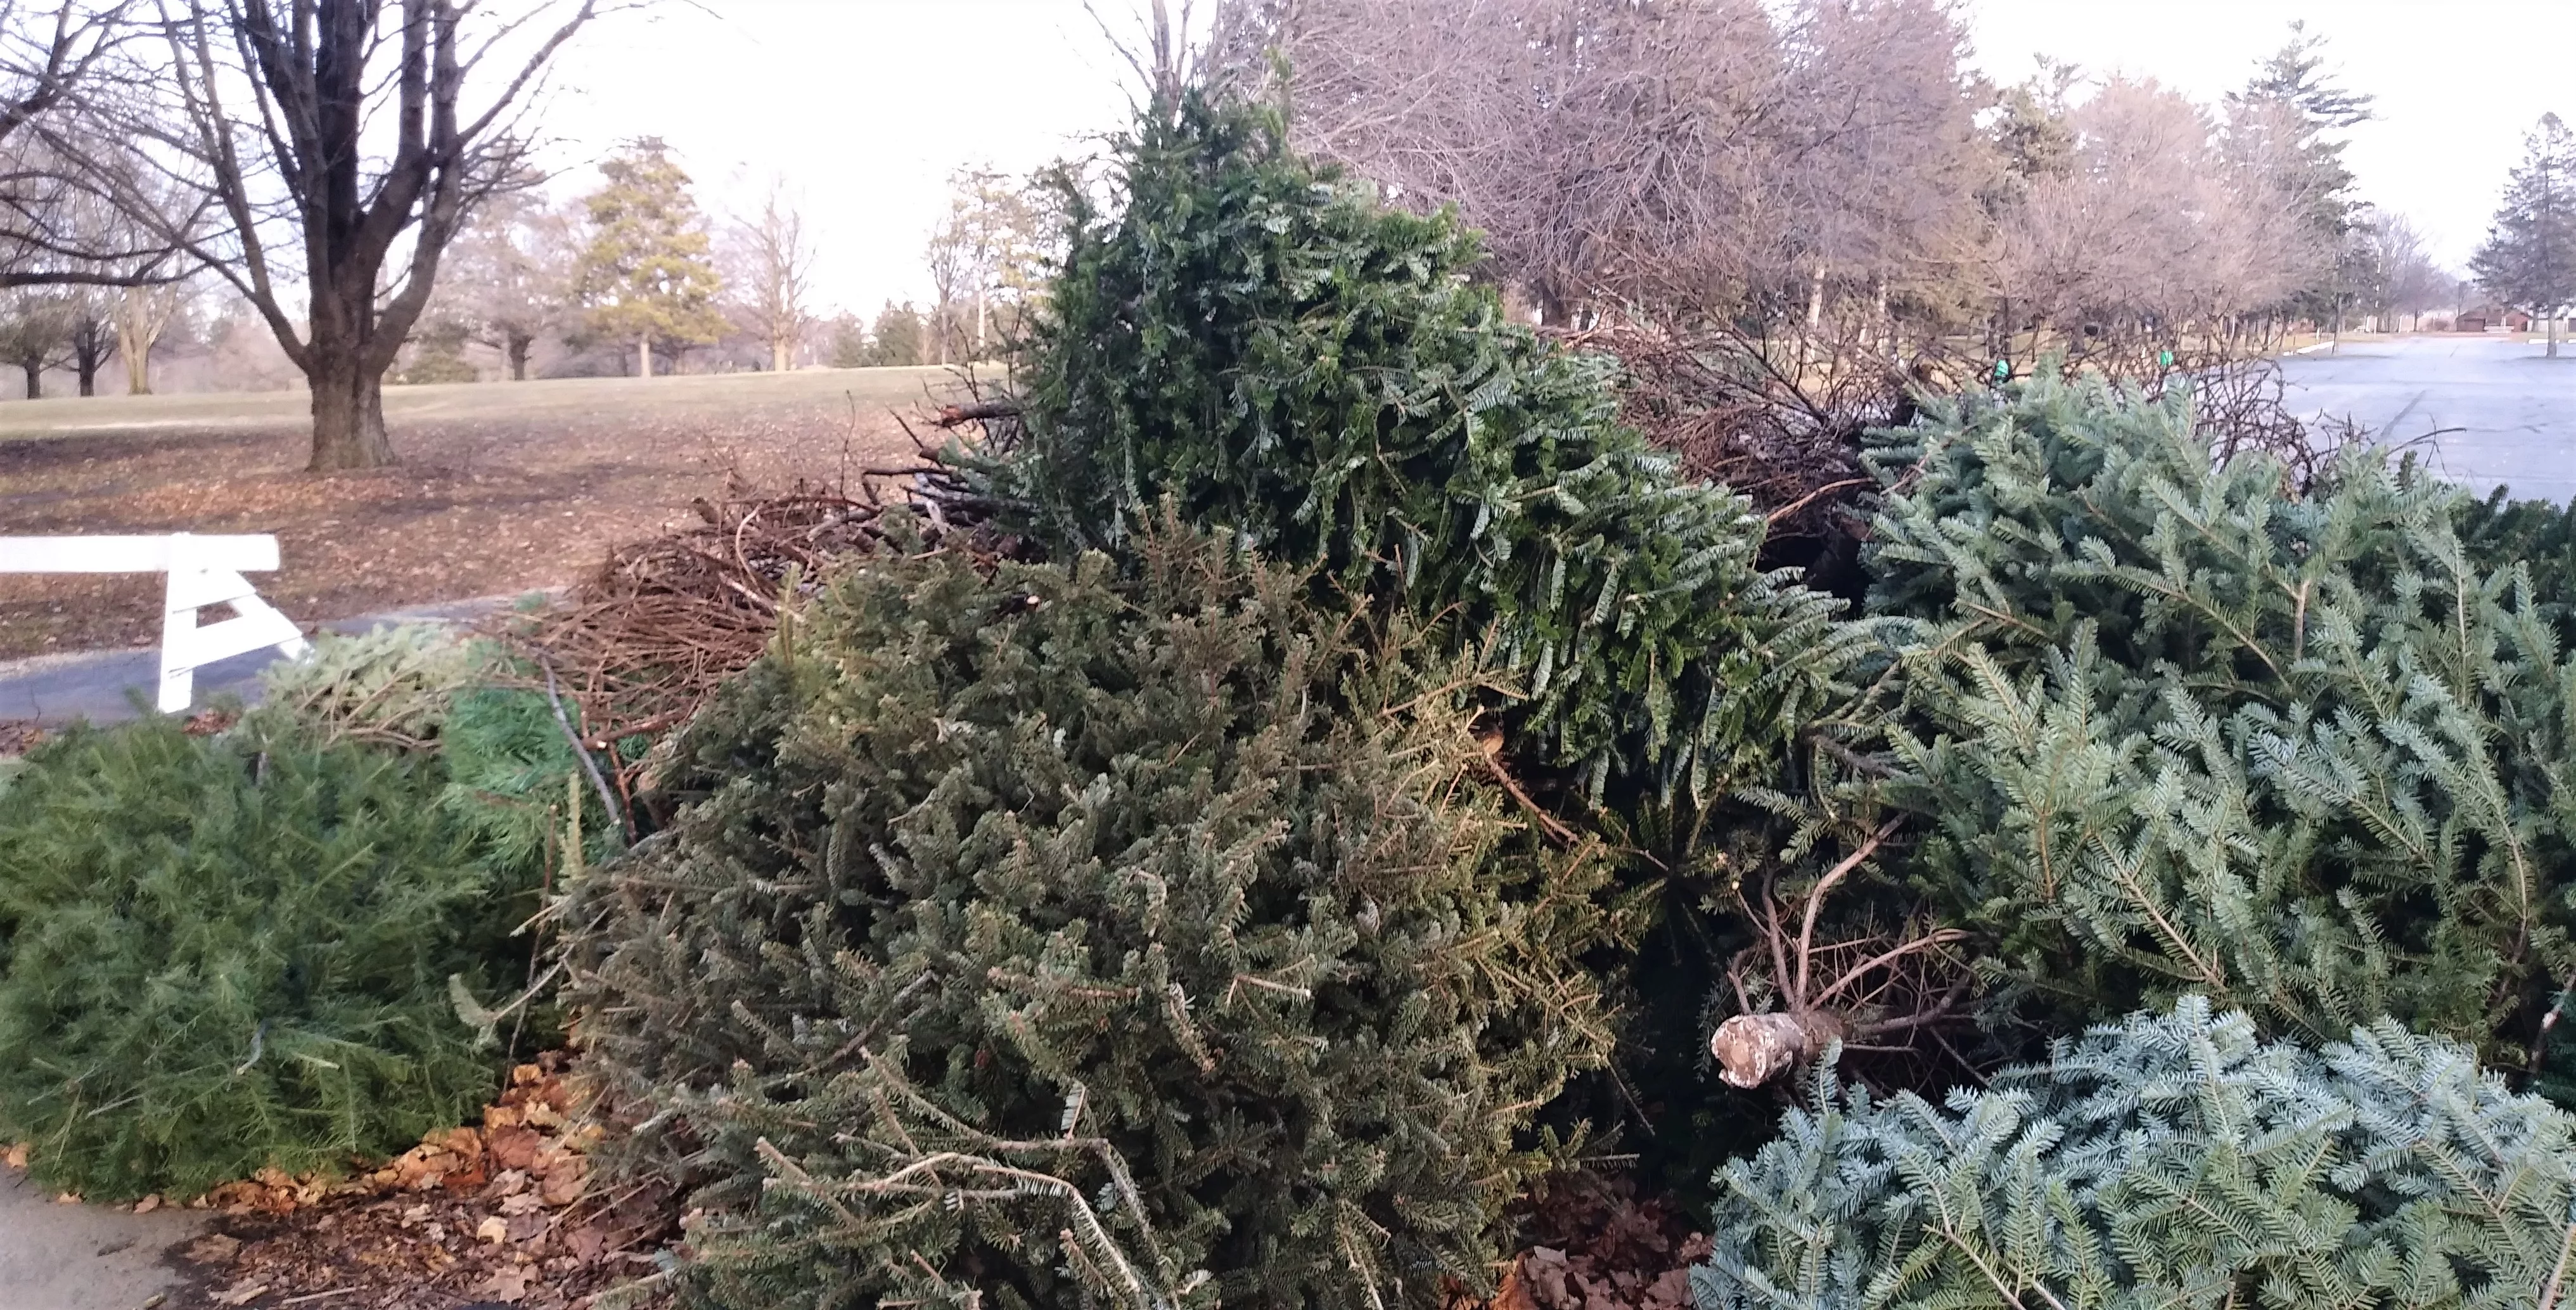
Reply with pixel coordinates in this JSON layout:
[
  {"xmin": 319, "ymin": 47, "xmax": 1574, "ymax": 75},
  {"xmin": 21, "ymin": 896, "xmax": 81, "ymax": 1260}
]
[
  {"xmin": 8, "ymin": 1056, "xmax": 677, "ymax": 1310},
  {"xmin": 0, "ymin": 382, "xmax": 935, "ymax": 660}
]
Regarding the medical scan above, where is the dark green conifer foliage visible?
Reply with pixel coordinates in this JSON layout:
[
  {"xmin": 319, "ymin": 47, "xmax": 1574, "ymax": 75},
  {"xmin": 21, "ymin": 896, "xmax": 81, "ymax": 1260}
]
[
  {"xmin": 0, "ymin": 718, "xmax": 525, "ymax": 1201},
  {"xmin": 1694, "ymin": 998, "xmax": 2576, "ymax": 1309},
  {"xmin": 0, "ymin": 627, "xmax": 603, "ymax": 1201},
  {"xmin": 969, "ymin": 93, "xmax": 1857, "ymax": 812},
  {"xmin": 567, "ymin": 520, "xmax": 1624, "ymax": 1310},
  {"xmin": 1865, "ymin": 376, "xmax": 2576, "ymax": 1068}
]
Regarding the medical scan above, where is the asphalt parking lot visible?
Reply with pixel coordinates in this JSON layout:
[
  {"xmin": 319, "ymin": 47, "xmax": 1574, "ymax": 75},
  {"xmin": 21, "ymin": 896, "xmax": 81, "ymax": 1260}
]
[{"xmin": 2279, "ymin": 335, "xmax": 2576, "ymax": 503}]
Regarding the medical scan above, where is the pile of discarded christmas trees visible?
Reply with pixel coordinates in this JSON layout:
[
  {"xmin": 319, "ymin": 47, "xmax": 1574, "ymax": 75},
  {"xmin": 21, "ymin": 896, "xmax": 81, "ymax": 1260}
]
[{"xmin": 10, "ymin": 90, "xmax": 2576, "ymax": 1310}]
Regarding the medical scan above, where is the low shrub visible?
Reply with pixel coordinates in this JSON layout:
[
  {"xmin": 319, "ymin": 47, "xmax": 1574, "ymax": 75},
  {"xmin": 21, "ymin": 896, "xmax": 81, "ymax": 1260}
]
[
  {"xmin": 566, "ymin": 522, "xmax": 1624, "ymax": 1310},
  {"xmin": 1696, "ymin": 997, "xmax": 2576, "ymax": 1309}
]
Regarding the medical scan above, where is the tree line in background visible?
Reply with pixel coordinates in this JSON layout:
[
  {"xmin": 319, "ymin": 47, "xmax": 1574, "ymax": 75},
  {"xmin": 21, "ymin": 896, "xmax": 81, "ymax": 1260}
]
[
  {"xmin": 0, "ymin": 127, "xmax": 1054, "ymax": 394},
  {"xmin": 0, "ymin": 0, "xmax": 1057, "ymax": 473},
  {"xmin": 0, "ymin": 0, "xmax": 2559, "ymax": 477},
  {"xmin": 1222, "ymin": 4, "xmax": 2463, "ymax": 345}
]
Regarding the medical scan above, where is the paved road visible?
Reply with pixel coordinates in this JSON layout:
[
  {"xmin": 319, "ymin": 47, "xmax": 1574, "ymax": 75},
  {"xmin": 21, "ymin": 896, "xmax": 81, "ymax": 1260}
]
[
  {"xmin": 0, "ymin": 594, "xmax": 525, "ymax": 726},
  {"xmin": 0, "ymin": 1166, "xmax": 203, "ymax": 1310},
  {"xmin": 2278, "ymin": 335, "xmax": 2576, "ymax": 503}
]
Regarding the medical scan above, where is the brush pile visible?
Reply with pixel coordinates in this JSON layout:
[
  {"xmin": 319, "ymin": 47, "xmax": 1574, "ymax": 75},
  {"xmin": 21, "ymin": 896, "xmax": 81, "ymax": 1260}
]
[{"xmin": 520, "ymin": 475, "xmax": 1017, "ymax": 796}]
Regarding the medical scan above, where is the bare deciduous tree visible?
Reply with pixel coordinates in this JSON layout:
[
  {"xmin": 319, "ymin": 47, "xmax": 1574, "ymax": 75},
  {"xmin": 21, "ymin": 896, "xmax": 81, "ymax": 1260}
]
[
  {"xmin": 1989, "ymin": 77, "xmax": 2316, "ymax": 349},
  {"xmin": 112, "ymin": 274, "xmax": 179, "ymax": 390},
  {"xmin": 924, "ymin": 165, "xmax": 1046, "ymax": 364},
  {"xmin": 435, "ymin": 186, "xmax": 572, "ymax": 380},
  {"xmin": 726, "ymin": 177, "xmax": 815, "ymax": 373},
  {"xmin": 0, "ymin": 3, "xmax": 210, "ymax": 288},
  {"xmin": 149, "ymin": 0, "xmax": 605, "ymax": 470}
]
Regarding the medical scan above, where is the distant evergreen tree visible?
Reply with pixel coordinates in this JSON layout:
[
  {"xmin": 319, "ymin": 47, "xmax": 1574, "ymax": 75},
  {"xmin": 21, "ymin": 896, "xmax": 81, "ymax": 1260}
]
[
  {"xmin": 864, "ymin": 298, "xmax": 926, "ymax": 366},
  {"xmin": 2229, "ymin": 22, "xmax": 2376, "ymax": 319},
  {"xmin": 573, "ymin": 137, "xmax": 728, "ymax": 378},
  {"xmin": 2472, "ymin": 113, "xmax": 2576, "ymax": 356},
  {"xmin": 1695, "ymin": 998, "xmax": 2576, "ymax": 1310}
]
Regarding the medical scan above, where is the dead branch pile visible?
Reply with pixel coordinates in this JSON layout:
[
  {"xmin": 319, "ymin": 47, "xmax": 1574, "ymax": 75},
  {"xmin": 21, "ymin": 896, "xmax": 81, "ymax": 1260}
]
[
  {"xmin": 1578, "ymin": 316, "xmax": 2358, "ymax": 570},
  {"xmin": 518, "ymin": 471, "xmax": 1015, "ymax": 797},
  {"xmin": 1567, "ymin": 319, "xmax": 1929, "ymax": 549}
]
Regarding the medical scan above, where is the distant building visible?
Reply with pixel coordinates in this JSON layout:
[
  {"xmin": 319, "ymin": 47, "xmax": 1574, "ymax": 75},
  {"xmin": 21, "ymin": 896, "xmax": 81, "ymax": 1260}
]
[{"xmin": 2452, "ymin": 304, "xmax": 2527, "ymax": 332}]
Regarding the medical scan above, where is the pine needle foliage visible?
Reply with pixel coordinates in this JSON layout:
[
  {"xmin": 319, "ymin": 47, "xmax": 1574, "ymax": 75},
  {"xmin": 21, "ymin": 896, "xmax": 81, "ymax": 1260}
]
[
  {"xmin": 0, "ymin": 626, "xmax": 606, "ymax": 1201},
  {"xmin": 565, "ymin": 518, "xmax": 1625, "ymax": 1310},
  {"xmin": 0, "ymin": 717, "xmax": 529, "ymax": 1201},
  {"xmin": 1864, "ymin": 376, "xmax": 2576, "ymax": 1067},
  {"xmin": 1693, "ymin": 997, "xmax": 2576, "ymax": 1310},
  {"xmin": 966, "ymin": 91, "xmax": 1859, "ymax": 813}
]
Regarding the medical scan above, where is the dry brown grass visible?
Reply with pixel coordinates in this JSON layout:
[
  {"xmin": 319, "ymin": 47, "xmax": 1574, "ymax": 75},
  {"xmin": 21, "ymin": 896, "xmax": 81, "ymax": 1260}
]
[{"xmin": 0, "ymin": 368, "xmax": 965, "ymax": 658}]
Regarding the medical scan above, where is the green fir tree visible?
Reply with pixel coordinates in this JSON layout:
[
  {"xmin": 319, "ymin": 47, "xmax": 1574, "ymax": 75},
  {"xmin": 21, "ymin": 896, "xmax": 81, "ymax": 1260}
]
[
  {"xmin": 967, "ymin": 91, "xmax": 1862, "ymax": 824},
  {"xmin": 1864, "ymin": 376, "xmax": 2576, "ymax": 1072},
  {"xmin": 1695, "ymin": 998, "xmax": 2576, "ymax": 1310},
  {"xmin": 567, "ymin": 517, "xmax": 1626, "ymax": 1310}
]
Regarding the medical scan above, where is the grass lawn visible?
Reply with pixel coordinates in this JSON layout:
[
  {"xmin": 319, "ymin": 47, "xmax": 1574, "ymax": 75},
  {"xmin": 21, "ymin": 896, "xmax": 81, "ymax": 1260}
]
[{"xmin": 0, "ymin": 366, "xmax": 970, "ymax": 658}]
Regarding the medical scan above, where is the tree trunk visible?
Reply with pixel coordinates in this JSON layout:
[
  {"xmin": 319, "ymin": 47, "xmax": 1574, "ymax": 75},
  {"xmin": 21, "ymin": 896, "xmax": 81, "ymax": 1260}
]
[
  {"xmin": 75, "ymin": 361, "xmax": 94, "ymax": 396},
  {"xmin": 2552, "ymin": 314, "xmax": 2561, "ymax": 358},
  {"xmin": 307, "ymin": 352, "xmax": 395, "ymax": 472},
  {"xmin": 123, "ymin": 341, "xmax": 150, "ymax": 394},
  {"xmin": 19, "ymin": 361, "xmax": 37, "ymax": 399},
  {"xmin": 638, "ymin": 335, "xmax": 653, "ymax": 379},
  {"xmin": 507, "ymin": 332, "xmax": 532, "ymax": 382},
  {"xmin": 771, "ymin": 336, "xmax": 791, "ymax": 373}
]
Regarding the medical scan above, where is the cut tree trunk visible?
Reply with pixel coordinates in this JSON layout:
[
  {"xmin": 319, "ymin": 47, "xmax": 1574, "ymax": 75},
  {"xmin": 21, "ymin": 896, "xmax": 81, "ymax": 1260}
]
[
  {"xmin": 1710, "ymin": 1011, "xmax": 1847, "ymax": 1089},
  {"xmin": 307, "ymin": 354, "xmax": 396, "ymax": 472}
]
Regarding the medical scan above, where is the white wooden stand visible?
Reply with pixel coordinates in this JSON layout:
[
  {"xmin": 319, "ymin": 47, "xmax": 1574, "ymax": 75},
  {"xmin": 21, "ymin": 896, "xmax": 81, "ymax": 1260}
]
[{"xmin": 0, "ymin": 534, "xmax": 311, "ymax": 712}]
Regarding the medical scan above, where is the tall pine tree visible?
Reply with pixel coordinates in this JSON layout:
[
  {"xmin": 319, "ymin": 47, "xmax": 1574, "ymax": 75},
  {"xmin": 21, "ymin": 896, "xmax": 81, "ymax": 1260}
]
[
  {"xmin": 573, "ymin": 138, "xmax": 727, "ymax": 378},
  {"xmin": 2473, "ymin": 113, "xmax": 2576, "ymax": 357}
]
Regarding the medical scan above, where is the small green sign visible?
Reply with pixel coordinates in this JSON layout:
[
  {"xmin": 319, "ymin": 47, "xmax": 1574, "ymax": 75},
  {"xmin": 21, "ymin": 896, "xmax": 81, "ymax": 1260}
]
[
  {"xmin": 2158, "ymin": 349, "xmax": 2174, "ymax": 369},
  {"xmin": 1993, "ymin": 359, "xmax": 2011, "ymax": 382}
]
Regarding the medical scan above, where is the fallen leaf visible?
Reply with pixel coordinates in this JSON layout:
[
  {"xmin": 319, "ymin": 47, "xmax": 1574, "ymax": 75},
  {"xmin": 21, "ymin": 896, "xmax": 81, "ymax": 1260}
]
[
  {"xmin": 566, "ymin": 1225, "xmax": 606, "ymax": 1263},
  {"xmin": 489, "ymin": 1126, "xmax": 542, "ymax": 1172},
  {"xmin": 53, "ymin": 1191, "xmax": 79, "ymax": 1204},
  {"xmin": 537, "ymin": 1155, "xmax": 586, "ymax": 1207},
  {"xmin": 506, "ymin": 1210, "xmax": 548, "ymax": 1244},
  {"xmin": 4, "ymin": 1142, "xmax": 24, "ymax": 1170},
  {"xmin": 477, "ymin": 1215, "xmax": 510, "ymax": 1245},
  {"xmin": 477, "ymin": 1264, "xmax": 534, "ymax": 1303},
  {"xmin": 186, "ymin": 1233, "xmax": 243, "ymax": 1264},
  {"xmin": 132, "ymin": 1194, "xmax": 162, "ymax": 1214},
  {"xmin": 1492, "ymin": 1257, "xmax": 1541, "ymax": 1310},
  {"xmin": 210, "ymin": 1280, "xmax": 269, "ymax": 1306}
]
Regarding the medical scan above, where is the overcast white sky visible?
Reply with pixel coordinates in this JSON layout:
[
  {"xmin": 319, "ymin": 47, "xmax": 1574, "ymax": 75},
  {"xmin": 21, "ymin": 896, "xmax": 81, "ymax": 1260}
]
[{"xmin": 530, "ymin": 0, "xmax": 2576, "ymax": 316}]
